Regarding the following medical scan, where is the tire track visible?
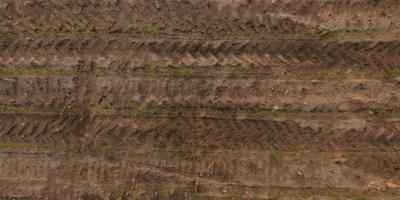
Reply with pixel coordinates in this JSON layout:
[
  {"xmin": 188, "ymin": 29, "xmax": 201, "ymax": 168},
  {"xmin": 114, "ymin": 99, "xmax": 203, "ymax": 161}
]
[{"xmin": 0, "ymin": 114, "xmax": 399, "ymax": 151}]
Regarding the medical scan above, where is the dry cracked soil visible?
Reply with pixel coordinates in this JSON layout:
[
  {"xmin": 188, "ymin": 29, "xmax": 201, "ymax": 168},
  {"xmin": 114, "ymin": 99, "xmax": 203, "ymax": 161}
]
[{"xmin": 1, "ymin": 0, "xmax": 400, "ymax": 199}]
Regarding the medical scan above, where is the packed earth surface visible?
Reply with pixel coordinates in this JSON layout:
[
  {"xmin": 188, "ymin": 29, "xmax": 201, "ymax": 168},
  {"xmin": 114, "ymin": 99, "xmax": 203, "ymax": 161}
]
[{"xmin": 1, "ymin": 0, "xmax": 400, "ymax": 199}]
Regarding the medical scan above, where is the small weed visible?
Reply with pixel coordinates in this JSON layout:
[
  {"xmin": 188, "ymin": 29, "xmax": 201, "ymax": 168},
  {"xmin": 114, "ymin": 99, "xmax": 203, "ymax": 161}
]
[
  {"xmin": 382, "ymin": 68, "xmax": 400, "ymax": 80},
  {"xmin": 169, "ymin": 111, "xmax": 179, "ymax": 118},
  {"xmin": 307, "ymin": 28, "xmax": 335, "ymax": 39},
  {"xmin": 231, "ymin": 30, "xmax": 246, "ymax": 39},
  {"xmin": 89, "ymin": 106, "xmax": 117, "ymax": 114},
  {"xmin": 316, "ymin": 70, "xmax": 336, "ymax": 79},
  {"xmin": 161, "ymin": 107, "xmax": 181, "ymax": 118},
  {"xmin": 146, "ymin": 63, "xmax": 157, "ymax": 74},
  {"xmin": 253, "ymin": 111, "xmax": 265, "ymax": 119},
  {"xmin": 205, "ymin": 107, "xmax": 224, "ymax": 117},
  {"xmin": 225, "ymin": 188, "xmax": 245, "ymax": 198},
  {"xmin": 179, "ymin": 68, "xmax": 196, "ymax": 77},
  {"xmin": 137, "ymin": 24, "xmax": 160, "ymax": 35},
  {"xmin": 165, "ymin": 68, "xmax": 175, "ymax": 76},
  {"xmin": 0, "ymin": 143, "xmax": 51, "ymax": 151},
  {"xmin": 374, "ymin": 110, "xmax": 397, "ymax": 119},
  {"xmin": 184, "ymin": 183, "xmax": 200, "ymax": 198},
  {"xmin": 65, "ymin": 145, "xmax": 87, "ymax": 154},
  {"xmin": 95, "ymin": 68, "xmax": 108, "ymax": 76},
  {"xmin": 144, "ymin": 186, "xmax": 157, "ymax": 196},
  {"xmin": 350, "ymin": 194, "xmax": 368, "ymax": 200},
  {"xmin": 165, "ymin": 149, "xmax": 192, "ymax": 157},
  {"xmin": 0, "ymin": 106, "xmax": 27, "ymax": 113},
  {"xmin": 66, "ymin": 27, "xmax": 104, "ymax": 35},
  {"xmin": 305, "ymin": 27, "xmax": 387, "ymax": 39},
  {"xmin": 98, "ymin": 146, "xmax": 128, "ymax": 154},
  {"xmin": 270, "ymin": 151, "xmax": 284, "ymax": 161},
  {"xmin": 253, "ymin": 68, "xmax": 264, "ymax": 78},
  {"xmin": 58, "ymin": 106, "xmax": 84, "ymax": 115},
  {"xmin": 268, "ymin": 191, "xmax": 288, "ymax": 200},
  {"xmin": 353, "ymin": 27, "xmax": 387, "ymax": 34},
  {"xmin": 0, "ymin": 27, "xmax": 9, "ymax": 36},
  {"xmin": 391, "ymin": 68, "xmax": 400, "ymax": 76},
  {"xmin": 135, "ymin": 107, "xmax": 159, "ymax": 116}
]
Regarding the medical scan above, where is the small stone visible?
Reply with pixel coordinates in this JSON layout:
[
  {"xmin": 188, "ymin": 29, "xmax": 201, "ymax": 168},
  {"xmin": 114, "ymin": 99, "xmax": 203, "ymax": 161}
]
[
  {"xmin": 333, "ymin": 156, "xmax": 347, "ymax": 164},
  {"xmin": 394, "ymin": 77, "xmax": 400, "ymax": 85},
  {"xmin": 297, "ymin": 171, "xmax": 303, "ymax": 176},
  {"xmin": 386, "ymin": 181, "xmax": 399, "ymax": 188},
  {"xmin": 311, "ymin": 80, "xmax": 319, "ymax": 84},
  {"xmin": 367, "ymin": 181, "xmax": 378, "ymax": 188},
  {"xmin": 368, "ymin": 110, "xmax": 374, "ymax": 114}
]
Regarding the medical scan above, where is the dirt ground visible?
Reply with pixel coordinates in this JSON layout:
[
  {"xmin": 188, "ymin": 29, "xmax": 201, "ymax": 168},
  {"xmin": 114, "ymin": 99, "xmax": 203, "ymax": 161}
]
[{"xmin": 1, "ymin": 0, "xmax": 400, "ymax": 199}]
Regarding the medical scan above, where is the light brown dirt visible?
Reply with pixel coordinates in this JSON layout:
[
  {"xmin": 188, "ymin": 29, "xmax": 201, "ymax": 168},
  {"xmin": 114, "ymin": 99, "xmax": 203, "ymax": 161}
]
[{"xmin": 1, "ymin": 0, "xmax": 400, "ymax": 199}]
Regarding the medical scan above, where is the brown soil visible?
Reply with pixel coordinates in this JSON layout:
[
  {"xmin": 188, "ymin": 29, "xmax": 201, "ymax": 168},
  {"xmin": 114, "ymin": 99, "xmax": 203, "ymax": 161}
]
[{"xmin": 1, "ymin": 0, "xmax": 400, "ymax": 199}]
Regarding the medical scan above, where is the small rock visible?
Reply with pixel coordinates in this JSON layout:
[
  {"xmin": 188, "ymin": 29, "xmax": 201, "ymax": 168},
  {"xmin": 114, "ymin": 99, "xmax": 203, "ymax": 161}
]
[
  {"xmin": 311, "ymin": 80, "xmax": 319, "ymax": 84},
  {"xmin": 297, "ymin": 171, "xmax": 303, "ymax": 176},
  {"xmin": 368, "ymin": 110, "xmax": 374, "ymax": 114},
  {"xmin": 333, "ymin": 155, "xmax": 347, "ymax": 164},
  {"xmin": 368, "ymin": 181, "xmax": 384, "ymax": 190},
  {"xmin": 155, "ymin": 2, "xmax": 161, "ymax": 10},
  {"xmin": 394, "ymin": 77, "xmax": 400, "ymax": 85},
  {"xmin": 367, "ymin": 181, "xmax": 378, "ymax": 188},
  {"xmin": 386, "ymin": 181, "xmax": 399, "ymax": 188}
]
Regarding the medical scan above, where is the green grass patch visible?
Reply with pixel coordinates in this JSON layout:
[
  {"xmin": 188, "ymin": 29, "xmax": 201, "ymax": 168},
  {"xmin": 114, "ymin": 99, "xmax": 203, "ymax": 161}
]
[
  {"xmin": 58, "ymin": 106, "xmax": 84, "ymax": 115},
  {"xmin": 270, "ymin": 151, "xmax": 284, "ymax": 161},
  {"xmin": 66, "ymin": 27, "xmax": 104, "ymax": 35},
  {"xmin": 179, "ymin": 68, "xmax": 197, "ymax": 77},
  {"xmin": 0, "ymin": 143, "xmax": 52, "ymax": 151},
  {"xmin": 0, "ymin": 105, "xmax": 28, "ymax": 113},
  {"xmin": 0, "ymin": 27, "xmax": 9, "ymax": 36},
  {"xmin": 305, "ymin": 28, "xmax": 335, "ymax": 39},
  {"xmin": 94, "ymin": 68, "xmax": 108, "ymax": 76},
  {"xmin": 137, "ymin": 23, "xmax": 160, "ymax": 35},
  {"xmin": 305, "ymin": 27, "xmax": 388, "ymax": 39},
  {"xmin": 146, "ymin": 63, "xmax": 157, "ymax": 74},
  {"xmin": 89, "ymin": 106, "xmax": 117, "ymax": 114},
  {"xmin": 164, "ymin": 149, "xmax": 192, "ymax": 157},
  {"xmin": 392, "ymin": 68, "xmax": 400, "ymax": 76},
  {"xmin": 164, "ymin": 67, "xmax": 197, "ymax": 77}
]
